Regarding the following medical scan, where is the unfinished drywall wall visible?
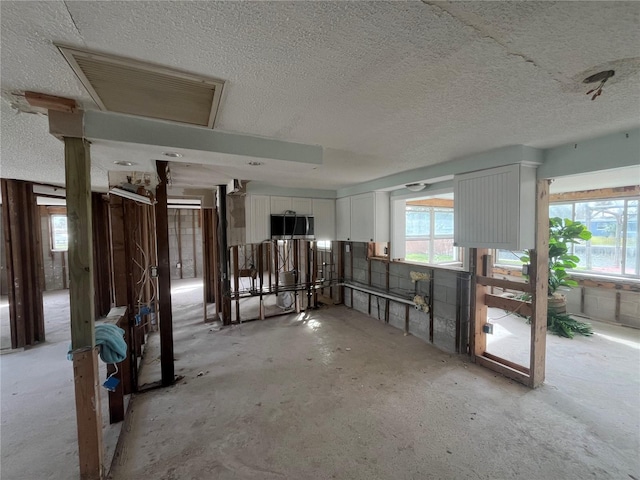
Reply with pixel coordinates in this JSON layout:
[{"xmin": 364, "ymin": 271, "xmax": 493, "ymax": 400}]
[
  {"xmin": 168, "ymin": 208, "xmax": 203, "ymax": 280},
  {"xmin": 343, "ymin": 242, "xmax": 471, "ymax": 353}
]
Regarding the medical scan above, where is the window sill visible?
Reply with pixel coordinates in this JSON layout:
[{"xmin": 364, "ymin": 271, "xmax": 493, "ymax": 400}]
[{"xmin": 392, "ymin": 259, "xmax": 467, "ymax": 272}]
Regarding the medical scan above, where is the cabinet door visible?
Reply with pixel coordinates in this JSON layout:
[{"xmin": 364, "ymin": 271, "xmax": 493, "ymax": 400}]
[
  {"xmin": 312, "ymin": 198, "xmax": 336, "ymax": 240},
  {"xmin": 270, "ymin": 196, "xmax": 293, "ymax": 214},
  {"xmin": 291, "ymin": 197, "xmax": 312, "ymax": 215},
  {"xmin": 249, "ymin": 195, "xmax": 271, "ymax": 243},
  {"xmin": 350, "ymin": 193, "xmax": 375, "ymax": 242},
  {"xmin": 336, "ymin": 197, "xmax": 351, "ymax": 241}
]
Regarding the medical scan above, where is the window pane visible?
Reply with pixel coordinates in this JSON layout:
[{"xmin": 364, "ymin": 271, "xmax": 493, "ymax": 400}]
[
  {"xmin": 406, "ymin": 207, "xmax": 430, "ymax": 237},
  {"xmin": 625, "ymin": 200, "xmax": 638, "ymax": 275},
  {"xmin": 549, "ymin": 203, "xmax": 573, "ymax": 220},
  {"xmin": 433, "ymin": 238, "xmax": 457, "ymax": 262},
  {"xmin": 576, "ymin": 200, "xmax": 625, "ymax": 275},
  {"xmin": 51, "ymin": 215, "xmax": 68, "ymax": 251},
  {"xmin": 496, "ymin": 250, "xmax": 525, "ymax": 266},
  {"xmin": 434, "ymin": 209, "xmax": 454, "ymax": 236}
]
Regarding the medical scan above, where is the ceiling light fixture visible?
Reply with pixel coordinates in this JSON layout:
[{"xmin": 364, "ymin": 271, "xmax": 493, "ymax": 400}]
[
  {"xmin": 162, "ymin": 152, "xmax": 183, "ymax": 158},
  {"xmin": 113, "ymin": 160, "xmax": 135, "ymax": 166},
  {"xmin": 406, "ymin": 183, "xmax": 427, "ymax": 192},
  {"xmin": 583, "ymin": 70, "xmax": 615, "ymax": 100},
  {"xmin": 248, "ymin": 161, "xmax": 263, "ymax": 166}
]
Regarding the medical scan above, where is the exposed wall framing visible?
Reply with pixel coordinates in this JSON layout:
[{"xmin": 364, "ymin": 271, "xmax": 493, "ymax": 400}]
[{"xmin": 1, "ymin": 179, "xmax": 45, "ymax": 349}]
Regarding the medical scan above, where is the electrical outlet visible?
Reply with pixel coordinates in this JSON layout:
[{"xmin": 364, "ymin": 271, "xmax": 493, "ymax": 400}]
[
  {"xmin": 345, "ymin": 244, "xmax": 350, "ymax": 253},
  {"xmin": 150, "ymin": 266, "xmax": 158, "ymax": 278},
  {"xmin": 483, "ymin": 323, "xmax": 494, "ymax": 334},
  {"xmin": 176, "ymin": 262, "xmax": 182, "ymax": 268}
]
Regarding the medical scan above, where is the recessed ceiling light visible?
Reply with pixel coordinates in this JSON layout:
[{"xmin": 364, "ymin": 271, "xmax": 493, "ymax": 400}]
[
  {"xmin": 163, "ymin": 152, "xmax": 183, "ymax": 158},
  {"xmin": 114, "ymin": 160, "xmax": 135, "ymax": 166},
  {"xmin": 406, "ymin": 183, "xmax": 427, "ymax": 192},
  {"xmin": 248, "ymin": 161, "xmax": 263, "ymax": 166}
]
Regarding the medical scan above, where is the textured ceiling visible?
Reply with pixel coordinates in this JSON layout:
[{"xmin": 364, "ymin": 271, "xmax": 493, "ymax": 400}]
[{"xmin": 1, "ymin": 1, "xmax": 639, "ymax": 191}]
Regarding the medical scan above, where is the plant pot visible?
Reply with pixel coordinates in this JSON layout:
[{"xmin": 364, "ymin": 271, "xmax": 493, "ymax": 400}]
[{"xmin": 548, "ymin": 293, "xmax": 567, "ymax": 315}]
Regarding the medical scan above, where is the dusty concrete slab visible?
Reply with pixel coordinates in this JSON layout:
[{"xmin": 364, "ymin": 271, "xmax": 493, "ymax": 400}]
[{"xmin": 109, "ymin": 305, "xmax": 640, "ymax": 480}]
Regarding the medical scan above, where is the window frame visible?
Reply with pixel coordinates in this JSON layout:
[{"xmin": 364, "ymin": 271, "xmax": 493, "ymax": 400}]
[{"xmin": 49, "ymin": 213, "xmax": 69, "ymax": 252}]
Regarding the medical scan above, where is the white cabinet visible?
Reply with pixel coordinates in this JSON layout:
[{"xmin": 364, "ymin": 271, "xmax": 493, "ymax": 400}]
[
  {"xmin": 312, "ymin": 198, "xmax": 335, "ymax": 241},
  {"xmin": 270, "ymin": 196, "xmax": 313, "ymax": 215},
  {"xmin": 336, "ymin": 192, "xmax": 389, "ymax": 242},
  {"xmin": 336, "ymin": 197, "xmax": 351, "ymax": 240},
  {"xmin": 292, "ymin": 197, "xmax": 312, "ymax": 215},
  {"xmin": 454, "ymin": 164, "xmax": 536, "ymax": 249},
  {"xmin": 246, "ymin": 194, "xmax": 270, "ymax": 244},
  {"xmin": 270, "ymin": 196, "xmax": 293, "ymax": 214}
]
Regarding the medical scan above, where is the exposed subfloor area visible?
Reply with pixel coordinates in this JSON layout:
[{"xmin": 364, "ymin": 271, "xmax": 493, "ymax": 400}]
[
  {"xmin": 110, "ymin": 304, "xmax": 640, "ymax": 480},
  {"xmin": 0, "ymin": 278, "xmax": 205, "ymax": 480},
  {"xmin": 1, "ymin": 279, "xmax": 638, "ymax": 480}
]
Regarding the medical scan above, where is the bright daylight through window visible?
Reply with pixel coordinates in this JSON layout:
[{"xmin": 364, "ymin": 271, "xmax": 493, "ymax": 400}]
[
  {"xmin": 405, "ymin": 199, "xmax": 460, "ymax": 265},
  {"xmin": 50, "ymin": 214, "xmax": 68, "ymax": 252},
  {"xmin": 497, "ymin": 197, "xmax": 639, "ymax": 278}
]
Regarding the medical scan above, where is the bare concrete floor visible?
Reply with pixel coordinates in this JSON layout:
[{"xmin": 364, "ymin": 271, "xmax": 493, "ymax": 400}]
[
  {"xmin": 0, "ymin": 278, "xmax": 206, "ymax": 480},
  {"xmin": 110, "ymin": 305, "xmax": 640, "ymax": 480}
]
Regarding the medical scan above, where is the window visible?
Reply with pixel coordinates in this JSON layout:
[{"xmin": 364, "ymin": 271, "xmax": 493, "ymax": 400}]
[
  {"xmin": 495, "ymin": 197, "xmax": 639, "ymax": 278},
  {"xmin": 405, "ymin": 203, "xmax": 460, "ymax": 265},
  {"xmin": 50, "ymin": 215, "xmax": 68, "ymax": 251},
  {"xmin": 316, "ymin": 240, "xmax": 331, "ymax": 250}
]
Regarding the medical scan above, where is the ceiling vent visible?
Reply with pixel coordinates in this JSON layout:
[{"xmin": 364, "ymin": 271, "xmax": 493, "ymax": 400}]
[{"xmin": 57, "ymin": 45, "xmax": 224, "ymax": 128}]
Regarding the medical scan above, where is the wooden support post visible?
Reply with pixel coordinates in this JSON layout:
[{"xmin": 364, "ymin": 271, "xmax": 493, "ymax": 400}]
[
  {"xmin": 312, "ymin": 241, "xmax": 318, "ymax": 307},
  {"xmin": 267, "ymin": 241, "xmax": 272, "ymax": 292},
  {"xmin": 218, "ymin": 185, "xmax": 232, "ymax": 325},
  {"xmin": 92, "ymin": 193, "xmax": 112, "ymax": 318},
  {"xmin": 529, "ymin": 179, "xmax": 549, "ymax": 388},
  {"xmin": 65, "ymin": 137, "xmax": 104, "ymax": 480},
  {"xmin": 404, "ymin": 304, "xmax": 409, "ymax": 335},
  {"xmin": 429, "ymin": 269, "xmax": 434, "ymax": 343},
  {"xmin": 470, "ymin": 248, "xmax": 489, "ymax": 359},
  {"xmin": 201, "ymin": 207, "xmax": 217, "ymax": 321},
  {"xmin": 1, "ymin": 179, "xmax": 45, "ymax": 348},
  {"xmin": 107, "ymin": 196, "xmax": 133, "ymax": 394},
  {"xmin": 294, "ymin": 240, "xmax": 300, "ymax": 312},
  {"xmin": 233, "ymin": 245, "xmax": 240, "ymax": 322},
  {"xmin": 337, "ymin": 242, "xmax": 344, "ymax": 304},
  {"xmin": 155, "ymin": 160, "xmax": 175, "ymax": 387},
  {"xmin": 176, "ymin": 210, "xmax": 183, "ymax": 279},
  {"xmin": 274, "ymin": 240, "xmax": 279, "ymax": 295},
  {"xmin": 192, "ymin": 210, "xmax": 197, "ymax": 278},
  {"xmin": 258, "ymin": 243, "xmax": 265, "ymax": 320}
]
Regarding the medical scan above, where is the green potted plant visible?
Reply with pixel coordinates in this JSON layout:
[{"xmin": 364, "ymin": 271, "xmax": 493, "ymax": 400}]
[{"xmin": 521, "ymin": 217, "xmax": 594, "ymax": 338}]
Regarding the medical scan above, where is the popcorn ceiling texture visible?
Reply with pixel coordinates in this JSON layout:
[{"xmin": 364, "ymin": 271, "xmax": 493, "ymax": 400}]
[{"xmin": 1, "ymin": 1, "xmax": 639, "ymax": 190}]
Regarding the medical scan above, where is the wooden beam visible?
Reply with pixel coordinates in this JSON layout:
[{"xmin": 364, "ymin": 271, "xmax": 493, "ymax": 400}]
[
  {"xmin": 529, "ymin": 179, "xmax": 550, "ymax": 388},
  {"xmin": 1, "ymin": 180, "xmax": 45, "ymax": 348},
  {"xmin": 92, "ymin": 193, "xmax": 112, "ymax": 318},
  {"xmin": 25, "ymin": 91, "xmax": 77, "ymax": 113},
  {"xmin": 476, "ymin": 275, "xmax": 531, "ymax": 293},
  {"xmin": 155, "ymin": 160, "xmax": 175, "ymax": 387},
  {"xmin": 192, "ymin": 210, "xmax": 197, "ymax": 278},
  {"xmin": 406, "ymin": 198, "xmax": 454, "ymax": 208},
  {"xmin": 550, "ymin": 185, "xmax": 639, "ymax": 203},
  {"xmin": 470, "ymin": 249, "xmax": 489, "ymax": 358},
  {"xmin": 64, "ymin": 137, "xmax": 104, "ymax": 480},
  {"xmin": 475, "ymin": 354, "xmax": 531, "ymax": 385},
  {"xmin": 176, "ymin": 210, "xmax": 183, "ymax": 279},
  {"xmin": 484, "ymin": 293, "xmax": 533, "ymax": 317},
  {"xmin": 73, "ymin": 349, "xmax": 104, "ymax": 480},
  {"xmin": 233, "ymin": 245, "xmax": 240, "ymax": 321}
]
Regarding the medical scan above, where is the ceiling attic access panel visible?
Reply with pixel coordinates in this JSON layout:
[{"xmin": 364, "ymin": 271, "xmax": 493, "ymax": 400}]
[
  {"xmin": 57, "ymin": 45, "xmax": 224, "ymax": 128},
  {"xmin": 454, "ymin": 164, "xmax": 536, "ymax": 250}
]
